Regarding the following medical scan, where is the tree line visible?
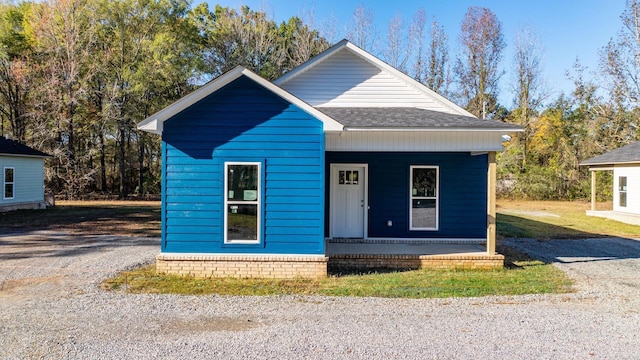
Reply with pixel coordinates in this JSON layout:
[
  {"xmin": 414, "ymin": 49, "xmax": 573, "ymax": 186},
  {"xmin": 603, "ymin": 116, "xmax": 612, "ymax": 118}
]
[{"xmin": 0, "ymin": 0, "xmax": 639, "ymax": 200}]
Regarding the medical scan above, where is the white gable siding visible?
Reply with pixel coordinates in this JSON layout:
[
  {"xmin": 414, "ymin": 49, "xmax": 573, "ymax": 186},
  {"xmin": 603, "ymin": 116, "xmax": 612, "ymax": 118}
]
[
  {"xmin": 0, "ymin": 156, "xmax": 45, "ymax": 205},
  {"xmin": 613, "ymin": 165, "xmax": 640, "ymax": 215},
  {"xmin": 280, "ymin": 48, "xmax": 459, "ymax": 113},
  {"xmin": 326, "ymin": 131, "xmax": 505, "ymax": 152}
]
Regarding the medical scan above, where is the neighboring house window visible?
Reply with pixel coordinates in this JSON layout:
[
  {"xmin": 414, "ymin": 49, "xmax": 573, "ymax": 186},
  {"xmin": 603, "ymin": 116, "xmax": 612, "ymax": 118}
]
[
  {"xmin": 619, "ymin": 176, "xmax": 627, "ymax": 208},
  {"xmin": 410, "ymin": 166, "xmax": 438, "ymax": 230},
  {"xmin": 4, "ymin": 167, "xmax": 14, "ymax": 199},
  {"xmin": 224, "ymin": 162, "xmax": 260, "ymax": 244}
]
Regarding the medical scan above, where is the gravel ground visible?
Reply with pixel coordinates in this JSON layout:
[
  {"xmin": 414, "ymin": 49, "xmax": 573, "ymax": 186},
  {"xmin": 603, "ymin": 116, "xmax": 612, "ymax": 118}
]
[{"xmin": 1, "ymin": 231, "xmax": 640, "ymax": 359}]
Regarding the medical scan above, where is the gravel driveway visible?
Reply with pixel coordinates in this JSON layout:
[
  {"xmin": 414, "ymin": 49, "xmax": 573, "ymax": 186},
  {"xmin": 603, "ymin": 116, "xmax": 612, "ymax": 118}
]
[{"xmin": 1, "ymin": 231, "xmax": 640, "ymax": 359}]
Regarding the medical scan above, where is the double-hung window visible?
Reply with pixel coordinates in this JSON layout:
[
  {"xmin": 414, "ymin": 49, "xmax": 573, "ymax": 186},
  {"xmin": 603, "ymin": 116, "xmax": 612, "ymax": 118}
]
[
  {"xmin": 224, "ymin": 162, "xmax": 260, "ymax": 244},
  {"xmin": 619, "ymin": 176, "xmax": 627, "ymax": 208},
  {"xmin": 410, "ymin": 166, "xmax": 438, "ymax": 230},
  {"xmin": 4, "ymin": 167, "xmax": 14, "ymax": 199}
]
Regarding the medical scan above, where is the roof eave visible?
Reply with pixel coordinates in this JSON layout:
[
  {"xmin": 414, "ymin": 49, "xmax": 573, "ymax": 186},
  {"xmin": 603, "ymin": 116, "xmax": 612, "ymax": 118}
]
[
  {"xmin": 137, "ymin": 66, "xmax": 344, "ymax": 134},
  {"xmin": 0, "ymin": 153, "xmax": 51, "ymax": 158},
  {"xmin": 342, "ymin": 127, "xmax": 524, "ymax": 133},
  {"xmin": 581, "ymin": 160, "xmax": 640, "ymax": 167}
]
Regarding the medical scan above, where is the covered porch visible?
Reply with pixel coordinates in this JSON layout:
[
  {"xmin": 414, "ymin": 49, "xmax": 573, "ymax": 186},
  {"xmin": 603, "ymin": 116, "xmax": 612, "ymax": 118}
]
[{"xmin": 326, "ymin": 238, "xmax": 504, "ymax": 272}]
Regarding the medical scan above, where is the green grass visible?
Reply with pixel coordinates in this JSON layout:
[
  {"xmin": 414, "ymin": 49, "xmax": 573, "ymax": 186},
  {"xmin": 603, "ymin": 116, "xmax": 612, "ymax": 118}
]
[
  {"xmin": 102, "ymin": 247, "xmax": 572, "ymax": 298},
  {"xmin": 11, "ymin": 199, "xmax": 626, "ymax": 298},
  {"xmin": 497, "ymin": 200, "xmax": 640, "ymax": 239}
]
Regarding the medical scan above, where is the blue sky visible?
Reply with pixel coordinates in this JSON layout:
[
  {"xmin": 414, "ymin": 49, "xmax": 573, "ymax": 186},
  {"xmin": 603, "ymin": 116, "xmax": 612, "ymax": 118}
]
[{"xmin": 206, "ymin": 0, "xmax": 627, "ymax": 107}]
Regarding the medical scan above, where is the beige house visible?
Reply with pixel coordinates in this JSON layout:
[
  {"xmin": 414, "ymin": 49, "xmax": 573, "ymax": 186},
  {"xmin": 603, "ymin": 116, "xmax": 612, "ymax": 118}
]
[{"xmin": 581, "ymin": 140, "xmax": 640, "ymax": 225}]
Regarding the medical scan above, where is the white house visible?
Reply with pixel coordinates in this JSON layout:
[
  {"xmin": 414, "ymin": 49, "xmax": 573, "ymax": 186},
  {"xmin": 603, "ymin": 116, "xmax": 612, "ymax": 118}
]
[
  {"xmin": 0, "ymin": 137, "xmax": 50, "ymax": 212},
  {"xmin": 581, "ymin": 140, "xmax": 640, "ymax": 225}
]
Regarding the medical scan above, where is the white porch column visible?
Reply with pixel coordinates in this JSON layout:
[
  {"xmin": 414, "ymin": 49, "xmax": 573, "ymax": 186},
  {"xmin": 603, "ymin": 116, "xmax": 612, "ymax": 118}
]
[
  {"xmin": 591, "ymin": 170, "xmax": 596, "ymax": 211},
  {"xmin": 487, "ymin": 151, "xmax": 497, "ymax": 255}
]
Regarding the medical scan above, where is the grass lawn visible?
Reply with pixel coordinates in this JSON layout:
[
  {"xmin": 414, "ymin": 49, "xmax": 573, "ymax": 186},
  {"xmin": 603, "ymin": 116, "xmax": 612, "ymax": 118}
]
[
  {"xmin": 102, "ymin": 249, "xmax": 572, "ymax": 298},
  {"xmin": 497, "ymin": 200, "xmax": 640, "ymax": 239},
  {"xmin": 0, "ymin": 200, "xmax": 161, "ymax": 237},
  {"xmin": 9, "ymin": 199, "xmax": 637, "ymax": 298}
]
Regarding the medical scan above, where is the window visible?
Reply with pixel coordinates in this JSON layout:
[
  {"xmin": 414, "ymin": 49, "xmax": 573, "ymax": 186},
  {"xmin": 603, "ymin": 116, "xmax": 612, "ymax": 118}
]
[
  {"xmin": 4, "ymin": 167, "xmax": 14, "ymax": 199},
  {"xmin": 224, "ymin": 162, "xmax": 260, "ymax": 243},
  {"xmin": 619, "ymin": 176, "xmax": 627, "ymax": 208},
  {"xmin": 410, "ymin": 166, "xmax": 438, "ymax": 230}
]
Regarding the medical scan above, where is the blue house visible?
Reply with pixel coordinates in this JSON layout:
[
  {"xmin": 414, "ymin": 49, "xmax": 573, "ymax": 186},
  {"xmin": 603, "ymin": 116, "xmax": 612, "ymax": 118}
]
[{"xmin": 138, "ymin": 40, "xmax": 522, "ymax": 278}]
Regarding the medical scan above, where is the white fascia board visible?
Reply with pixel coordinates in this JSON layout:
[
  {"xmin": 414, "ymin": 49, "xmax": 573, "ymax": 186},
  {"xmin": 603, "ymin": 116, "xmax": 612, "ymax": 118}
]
[
  {"xmin": 343, "ymin": 127, "xmax": 524, "ymax": 133},
  {"xmin": 0, "ymin": 153, "xmax": 50, "ymax": 159},
  {"xmin": 583, "ymin": 161, "xmax": 640, "ymax": 167},
  {"xmin": 137, "ymin": 66, "xmax": 343, "ymax": 134}
]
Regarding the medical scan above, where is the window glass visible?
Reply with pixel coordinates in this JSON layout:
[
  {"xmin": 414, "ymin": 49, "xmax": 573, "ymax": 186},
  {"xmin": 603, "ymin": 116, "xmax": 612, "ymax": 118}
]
[
  {"xmin": 5, "ymin": 168, "xmax": 13, "ymax": 183},
  {"xmin": 410, "ymin": 166, "xmax": 438, "ymax": 230},
  {"xmin": 225, "ymin": 163, "xmax": 260, "ymax": 243},
  {"xmin": 4, "ymin": 168, "xmax": 14, "ymax": 199},
  {"xmin": 226, "ymin": 204, "xmax": 258, "ymax": 241},
  {"xmin": 227, "ymin": 165, "xmax": 258, "ymax": 201},
  {"xmin": 620, "ymin": 176, "xmax": 627, "ymax": 208}
]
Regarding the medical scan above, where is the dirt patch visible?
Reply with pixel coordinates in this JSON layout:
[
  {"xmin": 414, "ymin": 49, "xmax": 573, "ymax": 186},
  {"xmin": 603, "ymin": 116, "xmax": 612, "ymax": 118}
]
[
  {"xmin": 0, "ymin": 275, "xmax": 66, "ymax": 293},
  {"xmin": 161, "ymin": 316, "xmax": 264, "ymax": 333},
  {"xmin": 501, "ymin": 209, "xmax": 560, "ymax": 218}
]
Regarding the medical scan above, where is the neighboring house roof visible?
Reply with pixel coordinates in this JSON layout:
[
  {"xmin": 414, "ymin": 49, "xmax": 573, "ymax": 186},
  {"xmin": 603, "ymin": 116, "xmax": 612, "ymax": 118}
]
[
  {"xmin": 581, "ymin": 140, "xmax": 640, "ymax": 166},
  {"xmin": 0, "ymin": 137, "xmax": 50, "ymax": 158},
  {"xmin": 138, "ymin": 66, "xmax": 344, "ymax": 135},
  {"xmin": 318, "ymin": 107, "xmax": 522, "ymax": 131}
]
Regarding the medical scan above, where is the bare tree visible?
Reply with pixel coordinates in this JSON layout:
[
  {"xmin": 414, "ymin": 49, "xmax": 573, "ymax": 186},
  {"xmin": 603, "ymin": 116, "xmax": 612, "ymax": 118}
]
[
  {"xmin": 453, "ymin": 6, "xmax": 505, "ymax": 118},
  {"xmin": 28, "ymin": 0, "xmax": 98, "ymax": 199},
  {"xmin": 347, "ymin": 4, "xmax": 377, "ymax": 51},
  {"xmin": 410, "ymin": 8, "xmax": 427, "ymax": 82},
  {"xmin": 426, "ymin": 18, "xmax": 450, "ymax": 95},
  {"xmin": 384, "ymin": 12, "xmax": 412, "ymax": 73},
  {"xmin": 511, "ymin": 25, "xmax": 546, "ymax": 168}
]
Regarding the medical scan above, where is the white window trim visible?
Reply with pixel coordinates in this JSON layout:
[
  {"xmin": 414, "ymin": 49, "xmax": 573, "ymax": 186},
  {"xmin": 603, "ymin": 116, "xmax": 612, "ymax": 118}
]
[
  {"xmin": 4, "ymin": 167, "xmax": 15, "ymax": 200},
  {"xmin": 409, "ymin": 165, "xmax": 439, "ymax": 231},
  {"xmin": 224, "ymin": 162, "xmax": 261, "ymax": 244}
]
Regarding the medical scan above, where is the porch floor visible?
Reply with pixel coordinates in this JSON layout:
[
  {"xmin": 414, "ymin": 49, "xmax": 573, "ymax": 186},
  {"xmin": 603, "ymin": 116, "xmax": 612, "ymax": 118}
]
[
  {"xmin": 586, "ymin": 210, "xmax": 640, "ymax": 226},
  {"xmin": 326, "ymin": 240, "xmax": 487, "ymax": 256}
]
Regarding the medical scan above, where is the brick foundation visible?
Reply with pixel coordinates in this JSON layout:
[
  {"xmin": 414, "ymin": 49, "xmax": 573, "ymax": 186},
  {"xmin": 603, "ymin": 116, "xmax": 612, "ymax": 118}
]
[
  {"xmin": 156, "ymin": 253, "xmax": 328, "ymax": 279},
  {"xmin": 328, "ymin": 253, "xmax": 504, "ymax": 272}
]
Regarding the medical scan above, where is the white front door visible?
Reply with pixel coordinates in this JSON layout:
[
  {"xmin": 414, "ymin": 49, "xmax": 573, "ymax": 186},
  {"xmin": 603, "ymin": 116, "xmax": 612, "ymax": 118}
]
[{"xmin": 331, "ymin": 164, "xmax": 366, "ymax": 238}]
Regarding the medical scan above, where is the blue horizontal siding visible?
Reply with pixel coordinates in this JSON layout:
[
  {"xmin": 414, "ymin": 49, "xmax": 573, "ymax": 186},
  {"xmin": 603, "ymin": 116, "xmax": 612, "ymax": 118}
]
[
  {"xmin": 326, "ymin": 152, "xmax": 488, "ymax": 239},
  {"xmin": 161, "ymin": 75, "xmax": 325, "ymax": 255}
]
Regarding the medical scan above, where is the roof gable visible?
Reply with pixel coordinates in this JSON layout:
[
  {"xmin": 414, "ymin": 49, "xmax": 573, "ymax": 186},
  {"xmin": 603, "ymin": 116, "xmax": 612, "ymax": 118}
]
[
  {"xmin": 275, "ymin": 40, "xmax": 473, "ymax": 116},
  {"xmin": 0, "ymin": 138, "xmax": 50, "ymax": 158},
  {"xmin": 581, "ymin": 140, "xmax": 640, "ymax": 166},
  {"xmin": 138, "ymin": 66, "xmax": 343, "ymax": 135}
]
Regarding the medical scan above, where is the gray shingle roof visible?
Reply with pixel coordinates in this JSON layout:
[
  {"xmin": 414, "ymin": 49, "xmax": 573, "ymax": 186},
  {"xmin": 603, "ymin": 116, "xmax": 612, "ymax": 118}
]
[
  {"xmin": 0, "ymin": 137, "xmax": 50, "ymax": 158},
  {"xmin": 581, "ymin": 140, "xmax": 640, "ymax": 166},
  {"xmin": 316, "ymin": 107, "xmax": 523, "ymax": 130}
]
